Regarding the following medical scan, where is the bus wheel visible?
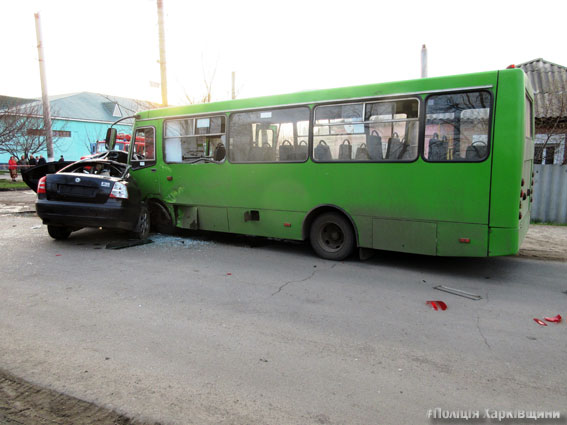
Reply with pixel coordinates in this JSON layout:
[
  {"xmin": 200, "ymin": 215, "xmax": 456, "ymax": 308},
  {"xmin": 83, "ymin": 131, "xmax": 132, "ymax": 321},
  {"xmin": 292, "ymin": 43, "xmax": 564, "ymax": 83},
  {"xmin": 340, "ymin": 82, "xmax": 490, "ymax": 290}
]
[
  {"xmin": 150, "ymin": 202, "xmax": 175, "ymax": 234},
  {"xmin": 309, "ymin": 212, "xmax": 354, "ymax": 260},
  {"xmin": 47, "ymin": 225, "xmax": 72, "ymax": 240}
]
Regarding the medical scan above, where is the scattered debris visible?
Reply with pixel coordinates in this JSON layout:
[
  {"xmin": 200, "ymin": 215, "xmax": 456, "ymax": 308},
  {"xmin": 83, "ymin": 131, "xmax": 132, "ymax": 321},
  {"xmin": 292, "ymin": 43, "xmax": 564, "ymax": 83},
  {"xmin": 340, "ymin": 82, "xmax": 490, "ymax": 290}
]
[
  {"xmin": 544, "ymin": 314, "xmax": 562, "ymax": 323},
  {"xmin": 55, "ymin": 254, "xmax": 61, "ymax": 257},
  {"xmin": 533, "ymin": 318, "xmax": 548, "ymax": 326},
  {"xmin": 259, "ymin": 358, "xmax": 268, "ymax": 363},
  {"xmin": 434, "ymin": 285, "xmax": 482, "ymax": 300},
  {"xmin": 106, "ymin": 239, "xmax": 153, "ymax": 250},
  {"xmin": 426, "ymin": 300, "xmax": 447, "ymax": 311},
  {"xmin": 226, "ymin": 273, "xmax": 232, "ymax": 276},
  {"xmin": 31, "ymin": 225, "xmax": 41, "ymax": 229},
  {"xmin": 146, "ymin": 234, "xmax": 211, "ymax": 248}
]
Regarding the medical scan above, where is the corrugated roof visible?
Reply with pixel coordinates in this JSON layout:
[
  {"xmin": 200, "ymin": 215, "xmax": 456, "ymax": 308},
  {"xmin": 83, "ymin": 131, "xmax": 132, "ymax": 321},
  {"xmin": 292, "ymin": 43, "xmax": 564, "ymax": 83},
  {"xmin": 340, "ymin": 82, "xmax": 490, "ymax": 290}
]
[
  {"xmin": 1, "ymin": 92, "xmax": 158, "ymax": 123},
  {"xmin": 517, "ymin": 58, "xmax": 567, "ymax": 119},
  {"xmin": 0, "ymin": 95, "xmax": 35, "ymax": 110}
]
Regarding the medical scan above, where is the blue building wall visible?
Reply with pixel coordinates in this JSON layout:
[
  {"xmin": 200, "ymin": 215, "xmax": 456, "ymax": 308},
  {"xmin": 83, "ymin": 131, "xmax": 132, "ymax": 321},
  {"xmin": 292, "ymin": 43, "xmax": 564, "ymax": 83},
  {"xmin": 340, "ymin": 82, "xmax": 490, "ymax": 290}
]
[{"xmin": 0, "ymin": 120, "xmax": 131, "ymax": 163}]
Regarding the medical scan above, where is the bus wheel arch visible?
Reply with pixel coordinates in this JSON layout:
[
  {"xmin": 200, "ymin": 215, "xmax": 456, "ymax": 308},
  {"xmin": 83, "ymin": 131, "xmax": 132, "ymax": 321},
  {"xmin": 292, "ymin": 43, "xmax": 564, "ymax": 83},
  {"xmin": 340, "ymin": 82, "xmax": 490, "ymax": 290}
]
[
  {"xmin": 303, "ymin": 205, "xmax": 358, "ymax": 260},
  {"xmin": 147, "ymin": 199, "xmax": 175, "ymax": 234}
]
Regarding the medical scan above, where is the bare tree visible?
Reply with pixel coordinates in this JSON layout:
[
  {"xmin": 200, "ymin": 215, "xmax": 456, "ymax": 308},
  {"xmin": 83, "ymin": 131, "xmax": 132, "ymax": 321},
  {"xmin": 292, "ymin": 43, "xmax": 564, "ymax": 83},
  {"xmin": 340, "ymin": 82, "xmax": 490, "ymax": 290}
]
[
  {"xmin": 534, "ymin": 78, "xmax": 567, "ymax": 164},
  {"xmin": 183, "ymin": 54, "xmax": 220, "ymax": 105},
  {"xmin": 0, "ymin": 101, "xmax": 65, "ymax": 158}
]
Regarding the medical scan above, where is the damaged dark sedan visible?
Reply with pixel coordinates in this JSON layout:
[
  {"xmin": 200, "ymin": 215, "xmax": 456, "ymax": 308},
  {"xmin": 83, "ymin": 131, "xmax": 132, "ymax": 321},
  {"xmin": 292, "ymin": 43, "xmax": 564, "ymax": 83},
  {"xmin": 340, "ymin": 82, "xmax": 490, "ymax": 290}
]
[{"xmin": 33, "ymin": 155, "xmax": 149, "ymax": 240}]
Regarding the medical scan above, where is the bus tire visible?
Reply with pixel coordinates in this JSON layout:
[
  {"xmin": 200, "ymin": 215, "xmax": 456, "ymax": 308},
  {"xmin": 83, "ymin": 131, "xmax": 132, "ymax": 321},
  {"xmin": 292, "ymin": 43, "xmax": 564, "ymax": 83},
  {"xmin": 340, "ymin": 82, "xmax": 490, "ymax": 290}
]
[
  {"xmin": 47, "ymin": 225, "xmax": 72, "ymax": 240},
  {"xmin": 309, "ymin": 212, "xmax": 354, "ymax": 260},
  {"xmin": 131, "ymin": 204, "xmax": 150, "ymax": 239},
  {"xmin": 150, "ymin": 202, "xmax": 175, "ymax": 234}
]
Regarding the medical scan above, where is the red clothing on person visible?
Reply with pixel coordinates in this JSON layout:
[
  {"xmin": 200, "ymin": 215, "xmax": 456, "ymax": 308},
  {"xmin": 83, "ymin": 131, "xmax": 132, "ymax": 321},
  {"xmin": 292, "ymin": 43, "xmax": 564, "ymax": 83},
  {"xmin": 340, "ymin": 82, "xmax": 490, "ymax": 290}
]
[{"xmin": 8, "ymin": 157, "xmax": 18, "ymax": 181}]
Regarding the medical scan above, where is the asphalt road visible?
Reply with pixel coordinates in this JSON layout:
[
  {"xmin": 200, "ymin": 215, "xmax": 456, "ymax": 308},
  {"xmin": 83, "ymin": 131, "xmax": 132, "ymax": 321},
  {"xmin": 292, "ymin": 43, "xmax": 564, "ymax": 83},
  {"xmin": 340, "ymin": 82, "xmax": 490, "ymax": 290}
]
[{"xmin": 1, "ymin": 211, "xmax": 566, "ymax": 425}]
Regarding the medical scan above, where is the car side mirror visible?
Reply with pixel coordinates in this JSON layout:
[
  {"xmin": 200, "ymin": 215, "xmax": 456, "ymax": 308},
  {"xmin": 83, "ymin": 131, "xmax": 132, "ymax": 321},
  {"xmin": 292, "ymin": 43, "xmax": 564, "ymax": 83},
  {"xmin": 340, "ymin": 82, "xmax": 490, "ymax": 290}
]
[{"xmin": 105, "ymin": 128, "xmax": 117, "ymax": 150}]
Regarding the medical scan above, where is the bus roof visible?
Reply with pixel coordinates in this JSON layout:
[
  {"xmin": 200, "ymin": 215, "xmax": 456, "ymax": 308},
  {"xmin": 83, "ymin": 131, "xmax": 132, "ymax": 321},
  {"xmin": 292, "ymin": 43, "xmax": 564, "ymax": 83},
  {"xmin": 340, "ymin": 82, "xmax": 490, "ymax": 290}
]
[{"xmin": 136, "ymin": 69, "xmax": 526, "ymax": 121}]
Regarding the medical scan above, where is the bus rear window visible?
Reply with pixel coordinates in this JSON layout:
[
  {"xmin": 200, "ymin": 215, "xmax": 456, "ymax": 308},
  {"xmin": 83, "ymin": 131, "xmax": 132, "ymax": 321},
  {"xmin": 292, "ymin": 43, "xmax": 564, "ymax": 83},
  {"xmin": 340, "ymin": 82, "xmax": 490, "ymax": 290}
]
[{"xmin": 424, "ymin": 91, "xmax": 491, "ymax": 162}]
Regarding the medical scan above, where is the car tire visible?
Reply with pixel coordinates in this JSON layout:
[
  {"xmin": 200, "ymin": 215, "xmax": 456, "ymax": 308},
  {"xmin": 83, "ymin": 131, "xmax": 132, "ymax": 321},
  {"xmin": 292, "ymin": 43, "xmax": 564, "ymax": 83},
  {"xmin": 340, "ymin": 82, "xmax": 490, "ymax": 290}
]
[
  {"xmin": 309, "ymin": 212, "xmax": 355, "ymax": 261},
  {"xmin": 47, "ymin": 225, "xmax": 72, "ymax": 240},
  {"xmin": 131, "ymin": 204, "xmax": 150, "ymax": 240}
]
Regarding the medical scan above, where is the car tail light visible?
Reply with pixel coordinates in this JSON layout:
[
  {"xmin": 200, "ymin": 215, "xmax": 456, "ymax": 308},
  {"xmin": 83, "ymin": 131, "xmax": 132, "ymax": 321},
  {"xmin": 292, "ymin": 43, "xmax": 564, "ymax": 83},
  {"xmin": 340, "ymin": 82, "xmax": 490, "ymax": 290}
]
[
  {"xmin": 110, "ymin": 182, "xmax": 128, "ymax": 199},
  {"xmin": 37, "ymin": 176, "xmax": 46, "ymax": 194}
]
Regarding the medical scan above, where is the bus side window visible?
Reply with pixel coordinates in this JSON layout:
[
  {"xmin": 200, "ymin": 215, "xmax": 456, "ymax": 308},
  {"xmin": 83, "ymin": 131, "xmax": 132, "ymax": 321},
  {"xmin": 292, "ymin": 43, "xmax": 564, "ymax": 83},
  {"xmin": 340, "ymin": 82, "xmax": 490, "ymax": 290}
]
[
  {"xmin": 365, "ymin": 99, "xmax": 419, "ymax": 161},
  {"xmin": 424, "ymin": 91, "xmax": 491, "ymax": 162},
  {"xmin": 313, "ymin": 99, "xmax": 419, "ymax": 162},
  {"xmin": 228, "ymin": 108, "xmax": 310, "ymax": 163}
]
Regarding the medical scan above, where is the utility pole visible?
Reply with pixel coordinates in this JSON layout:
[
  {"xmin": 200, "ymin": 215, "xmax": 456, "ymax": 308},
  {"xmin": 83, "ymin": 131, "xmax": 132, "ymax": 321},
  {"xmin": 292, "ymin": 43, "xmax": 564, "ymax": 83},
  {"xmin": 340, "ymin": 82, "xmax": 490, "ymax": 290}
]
[
  {"xmin": 231, "ymin": 71, "xmax": 236, "ymax": 100},
  {"xmin": 34, "ymin": 12, "xmax": 54, "ymax": 162},
  {"xmin": 421, "ymin": 44, "xmax": 428, "ymax": 78},
  {"xmin": 157, "ymin": 0, "xmax": 168, "ymax": 106}
]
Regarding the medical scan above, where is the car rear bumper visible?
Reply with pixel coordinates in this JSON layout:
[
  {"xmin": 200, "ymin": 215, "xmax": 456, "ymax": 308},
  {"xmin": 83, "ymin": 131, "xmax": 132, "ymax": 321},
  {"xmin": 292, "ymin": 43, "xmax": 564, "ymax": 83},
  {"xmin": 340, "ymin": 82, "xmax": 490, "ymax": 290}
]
[{"xmin": 36, "ymin": 198, "xmax": 139, "ymax": 231}]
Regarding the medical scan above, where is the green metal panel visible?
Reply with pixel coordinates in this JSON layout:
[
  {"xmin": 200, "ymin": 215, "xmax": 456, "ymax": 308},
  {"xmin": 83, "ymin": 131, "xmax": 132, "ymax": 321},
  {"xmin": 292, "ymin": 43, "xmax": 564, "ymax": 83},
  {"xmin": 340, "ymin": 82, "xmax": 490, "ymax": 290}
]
[
  {"xmin": 488, "ymin": 227, "xmax": 520, "ymax": 256},
  {"xmin": 352, "ymin": 215, "xmax": 372, "ymax": 247},
  {"xmin": 436, "ymin": 222, "xmax": 488, "ymax": 257},
  {"xmin": 197, "ymin": 207, "xmax": 229, "ymax": 232},
  {"xmin": 227, "ymin": 208, "xmax": 304, "ymax": 239},
  {"xmin": 372, "ymin": 218, "xmax": 437, "ymax": 255}
]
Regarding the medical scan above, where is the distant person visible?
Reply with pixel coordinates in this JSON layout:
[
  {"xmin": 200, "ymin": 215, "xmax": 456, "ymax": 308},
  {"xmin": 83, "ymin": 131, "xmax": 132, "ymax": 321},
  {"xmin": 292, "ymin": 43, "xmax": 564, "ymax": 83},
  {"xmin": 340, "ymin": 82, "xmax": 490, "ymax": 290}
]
[
  {"xmin": 37, "ymin": 155, "xmax": 46, "ymax": 165},
  {"xmin": 28, "ymin": 154, "xmax": 37, "ymax": 166},
  {"xmin": 58, "ymin": 155, "xmax": 64, "ymax": 162},
  {"xmin": 8, "ymin": 156, "xmax": 18, "ymax": 182},
  {"xmin": 18, "ymin": 155, "xmax": 29, "ymax": 171}
]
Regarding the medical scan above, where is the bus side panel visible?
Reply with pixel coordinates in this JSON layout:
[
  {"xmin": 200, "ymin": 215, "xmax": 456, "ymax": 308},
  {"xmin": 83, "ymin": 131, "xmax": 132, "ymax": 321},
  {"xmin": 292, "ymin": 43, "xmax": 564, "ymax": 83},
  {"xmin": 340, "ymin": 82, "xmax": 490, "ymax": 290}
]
[
  {"xmin": 436, "ymin": 222, "xmax": 488, "ymax": 256},
  {"xmin": 227, "ymin": 208, "xmax": 304, "ymax": 239},
  {"xmin": 488, "ymin": 227, "xmax": 520, "ymax": 256},
  {"xmin": 372, "ymin": 219, "xmax": 436, "ymax": 255},
  {"xmin": 488, "ymin": 70, "xmax": 525, "ymax": 255}
]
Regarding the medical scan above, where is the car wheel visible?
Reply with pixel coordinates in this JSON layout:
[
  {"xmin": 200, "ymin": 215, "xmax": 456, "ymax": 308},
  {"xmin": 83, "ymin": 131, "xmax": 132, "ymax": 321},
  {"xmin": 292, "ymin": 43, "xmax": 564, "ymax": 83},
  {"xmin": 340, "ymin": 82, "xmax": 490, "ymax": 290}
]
[
  {"xmin": 131, "ymin": 204, "xmax": 150, "ymax": 239},
  {"xmin": 309, "ymin": 212, "xmax": 355, "ymax": 260},
  {"xmin": 47, "ymin": 225, "xmax": 72, "ymax": 240}
]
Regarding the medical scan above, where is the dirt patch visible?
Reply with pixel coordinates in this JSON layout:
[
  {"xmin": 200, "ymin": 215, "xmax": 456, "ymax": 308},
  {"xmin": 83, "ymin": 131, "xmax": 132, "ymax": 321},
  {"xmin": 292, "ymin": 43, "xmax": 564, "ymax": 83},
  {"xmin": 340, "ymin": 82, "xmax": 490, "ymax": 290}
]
[
  {"xmin": 519, "ymin": 224, "xmax": 567, "ymax": 261},
  {"xmin": 0, "ymin": 370, "xmax": 157, "ymax": 425},
  {"xmin": 0, "ymin": 190, "xmax": 36, "ymax": 214}
]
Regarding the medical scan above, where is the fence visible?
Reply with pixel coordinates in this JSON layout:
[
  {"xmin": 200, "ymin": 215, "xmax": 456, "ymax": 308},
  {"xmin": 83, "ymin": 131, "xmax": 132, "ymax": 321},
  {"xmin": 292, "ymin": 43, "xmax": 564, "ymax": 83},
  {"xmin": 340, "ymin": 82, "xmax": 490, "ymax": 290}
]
[{"xmin": 532, "ymin": 164, "xmax": 567, "ymax": 224}]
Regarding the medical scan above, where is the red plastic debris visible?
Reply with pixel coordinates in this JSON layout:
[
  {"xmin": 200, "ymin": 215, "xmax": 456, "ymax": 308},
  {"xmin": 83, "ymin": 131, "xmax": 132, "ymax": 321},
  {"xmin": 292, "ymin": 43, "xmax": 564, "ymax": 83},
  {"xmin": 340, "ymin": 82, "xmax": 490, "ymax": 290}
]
[
  {"xmin": 544, "ymin": 314, "xmax": 562, "ymax": 323},
  {"xmin": 55, "ymin": 254, "xmax": 61, "ymax": 257},
  {"xmin": 226, "ymin": 273, "xmax": 232, "ymax": 276},
  {"xmin": 533, "ymin": 318, "xmax": 548, "ymax": 326},
  {"xmin": 426, "ymin": 301, "xmax": 447, "ymax": 311}
]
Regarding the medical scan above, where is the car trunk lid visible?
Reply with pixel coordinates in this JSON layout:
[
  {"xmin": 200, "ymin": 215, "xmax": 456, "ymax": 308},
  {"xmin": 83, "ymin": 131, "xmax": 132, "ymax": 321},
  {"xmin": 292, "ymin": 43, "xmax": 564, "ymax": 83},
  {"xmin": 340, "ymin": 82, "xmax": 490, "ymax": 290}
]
[{"xmin": 45, "ymin": 173, "xmax": 120, "ymax": 203}]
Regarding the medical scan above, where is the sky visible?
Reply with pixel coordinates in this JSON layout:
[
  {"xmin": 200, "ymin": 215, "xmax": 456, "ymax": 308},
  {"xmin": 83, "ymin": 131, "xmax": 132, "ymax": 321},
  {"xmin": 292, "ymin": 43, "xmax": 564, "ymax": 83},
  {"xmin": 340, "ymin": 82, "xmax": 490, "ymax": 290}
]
[{"xmin": 2, "ymin": 0, "xmax": 567, "ymax": 106}]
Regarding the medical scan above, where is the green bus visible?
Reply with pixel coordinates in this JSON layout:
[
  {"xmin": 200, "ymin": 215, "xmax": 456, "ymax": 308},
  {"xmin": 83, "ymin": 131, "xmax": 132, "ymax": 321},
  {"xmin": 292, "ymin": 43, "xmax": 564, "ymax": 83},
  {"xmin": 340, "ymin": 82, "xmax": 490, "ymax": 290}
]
[{"xmin": 111, "ymin": 68, "xmax": 534, "ymax": 260}]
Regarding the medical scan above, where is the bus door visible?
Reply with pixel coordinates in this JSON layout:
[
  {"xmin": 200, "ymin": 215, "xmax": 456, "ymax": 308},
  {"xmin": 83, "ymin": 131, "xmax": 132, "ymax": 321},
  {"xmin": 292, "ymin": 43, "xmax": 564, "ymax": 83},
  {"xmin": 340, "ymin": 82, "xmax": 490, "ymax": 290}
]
[
  {"xmin": 161, "ymin": 116, "xmax": 228, "ymax": 231},
  {"xmin": 129, "ymin": 126, "xmax": 159, "ymax": 199}
]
